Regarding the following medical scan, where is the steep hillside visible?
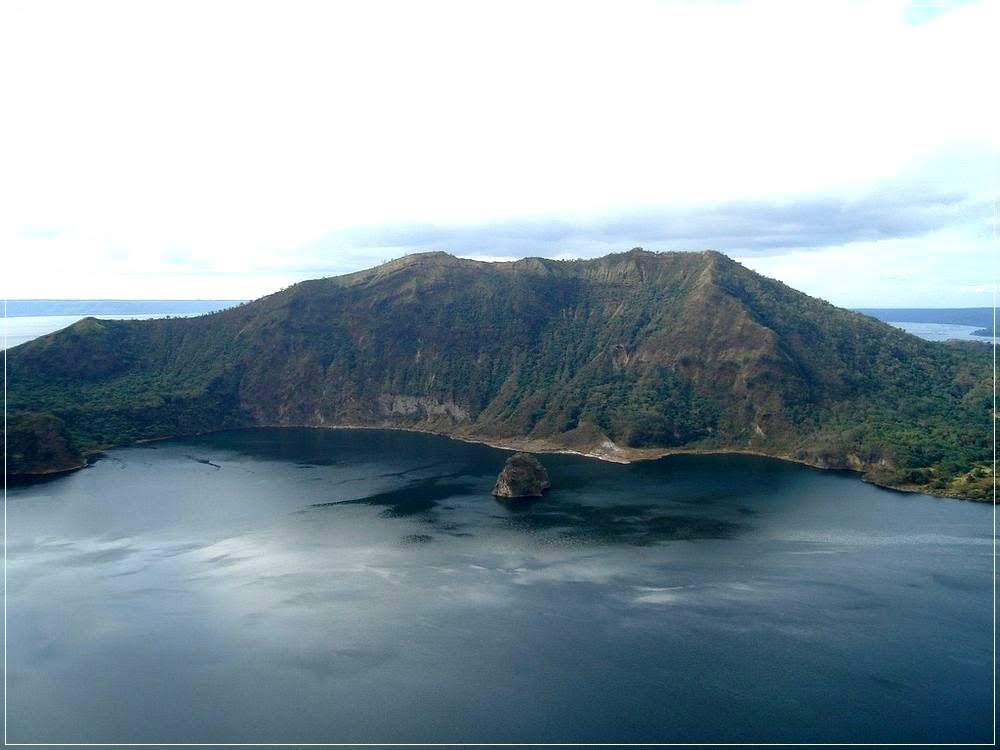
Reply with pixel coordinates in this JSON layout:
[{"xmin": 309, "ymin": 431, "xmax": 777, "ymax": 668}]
[{"xmin": 4, "ymin": 250, "xmax": 992, "ymax": 499}]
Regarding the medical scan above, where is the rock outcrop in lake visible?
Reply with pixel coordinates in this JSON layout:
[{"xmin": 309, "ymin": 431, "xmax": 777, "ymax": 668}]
[{"xmin": 492, "ymin": 453, "xmax": 551, "ymax": 498}]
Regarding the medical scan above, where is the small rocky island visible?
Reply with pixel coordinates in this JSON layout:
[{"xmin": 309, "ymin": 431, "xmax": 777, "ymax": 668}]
[{"xmin": 492, "ymin": 452, "xmax": 551, "ymax": 498}]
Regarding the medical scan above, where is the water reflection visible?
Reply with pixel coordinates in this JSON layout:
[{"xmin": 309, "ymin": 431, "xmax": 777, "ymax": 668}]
[
  {"xmin": 316, "ymin": 477, "xmax": 477, "ymax": 517},
  {"xmin": 4, "ymin": 428, "xmax": 993, "ymax": 745},
  {"xmin": 499, "ymin": 501, "xmax": 748, "ymax": 545}
]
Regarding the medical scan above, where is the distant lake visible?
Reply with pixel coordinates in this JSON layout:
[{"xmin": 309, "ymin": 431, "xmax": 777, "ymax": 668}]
[
  {"xmin": 5, "ymin": 428, "xmax": 992, "ymax": 744},
  {"xmin": 855, "ymin": 307, "xmax": 994, "ymax": 343},
  {"xmin": 856, "ymin": 307, "xmax": 992, "ymax": 328},
  {"xmin": 888, "ymin": 321, "xmax": 994, "ymax": 343}
]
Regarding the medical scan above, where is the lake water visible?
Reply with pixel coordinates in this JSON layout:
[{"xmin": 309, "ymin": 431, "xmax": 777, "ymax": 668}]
[
  {"xmin": 4, "ymin": 428, "xmax": 993, "ymax": 745},
  {"xmin": 888, "ymin": 320, "xmax": 994, "ymax": 343}
]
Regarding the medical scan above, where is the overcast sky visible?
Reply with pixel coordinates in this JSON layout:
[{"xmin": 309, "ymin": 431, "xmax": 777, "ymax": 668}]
[{"xmin": 1, "ymin": 0, "xmax": 995, "ymax": 306}]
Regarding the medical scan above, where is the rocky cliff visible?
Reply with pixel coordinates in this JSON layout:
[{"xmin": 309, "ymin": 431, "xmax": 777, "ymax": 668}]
[{"xmin": 492, "ymin": 453, "xmax": 551, "ymax": 498}]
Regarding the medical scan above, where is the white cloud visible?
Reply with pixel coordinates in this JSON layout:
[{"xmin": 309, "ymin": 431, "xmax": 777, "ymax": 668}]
[
  {"xmin": 1, "ymin": 0, "xmax": 995, "ymax": 302},
  {"xmin": 738, "ymin": 228, "xmax": 994, "ymax": 307}
]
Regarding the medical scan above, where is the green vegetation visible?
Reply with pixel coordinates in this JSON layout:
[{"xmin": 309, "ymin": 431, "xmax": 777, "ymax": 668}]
[
  {"xmin": 5, "ymin": 249, "xmax": 993, "ymax": 500},
  {"xmin": 3, "ymin": 412, "xmax": 85, "ymax": 475}
]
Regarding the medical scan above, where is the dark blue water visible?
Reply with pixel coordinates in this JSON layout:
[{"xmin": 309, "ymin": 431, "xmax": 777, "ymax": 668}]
[{"xmin": 4, "ymin": 429, "xmax": 994, "ymax": 744}]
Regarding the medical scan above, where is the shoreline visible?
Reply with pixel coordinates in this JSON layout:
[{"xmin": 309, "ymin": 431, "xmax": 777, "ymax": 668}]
[{"xmin": 19, "ymin": 421, "xmax": 978, "ymax": 503}]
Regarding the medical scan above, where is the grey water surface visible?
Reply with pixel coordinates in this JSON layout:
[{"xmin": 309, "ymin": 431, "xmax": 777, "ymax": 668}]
[
  {"xmin": 888, "ymin": 320, "xmax": 995, "ymax": 343},
  {"xmin": 4, "ymin": 428, "xmax": 993, "ymax": 745}
]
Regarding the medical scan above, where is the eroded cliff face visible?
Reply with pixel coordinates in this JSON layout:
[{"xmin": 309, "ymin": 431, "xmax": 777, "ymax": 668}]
[{"xmin": 6, "ymin": 249, "xmax": 992, "ymax": 499}]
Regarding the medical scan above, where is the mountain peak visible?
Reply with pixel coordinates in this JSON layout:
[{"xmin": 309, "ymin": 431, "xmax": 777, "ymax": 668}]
[{"xmin": 5, "ymin": 246, "xmax": 990, "ymax": 499}]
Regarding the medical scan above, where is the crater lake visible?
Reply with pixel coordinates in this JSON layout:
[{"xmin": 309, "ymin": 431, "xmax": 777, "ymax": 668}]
[{"xmin": 4, "ymin": 428, "xmax": 993, "ymax": 745}]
